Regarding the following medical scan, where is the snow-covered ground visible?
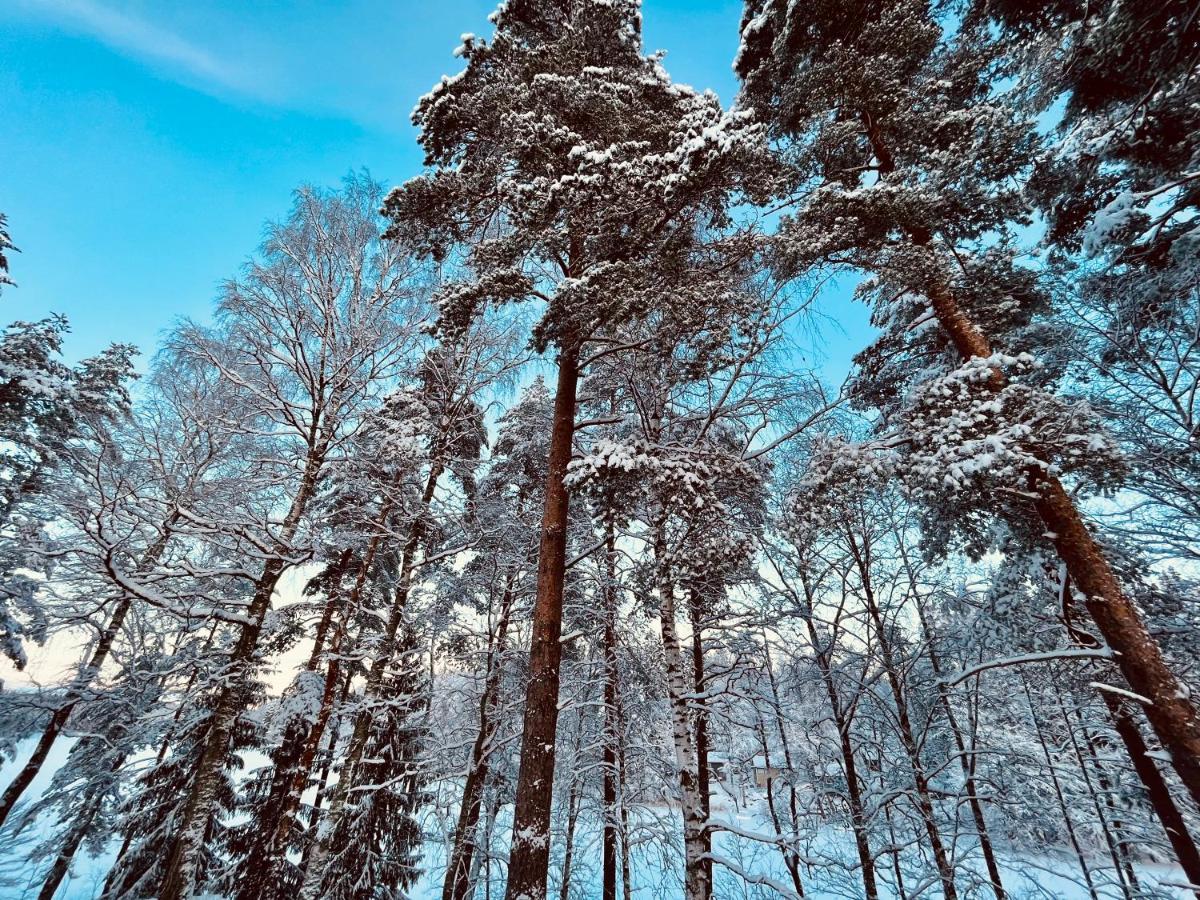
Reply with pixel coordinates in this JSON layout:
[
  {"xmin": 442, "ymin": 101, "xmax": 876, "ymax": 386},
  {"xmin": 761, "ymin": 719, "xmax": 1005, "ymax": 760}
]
[{"xmin": 1, "ymin": 736, "xmax": 1192, "ymax": 899}]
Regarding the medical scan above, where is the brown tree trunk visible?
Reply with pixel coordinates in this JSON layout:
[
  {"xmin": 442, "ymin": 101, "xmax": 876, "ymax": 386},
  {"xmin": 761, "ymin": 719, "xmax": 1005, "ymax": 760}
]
[
  {"xmin": 864, "ymin": 120, "xmax": 1200, "ymax": 807},
  {"xmin": 1105, "ymin": 697, "xmax": 1200, "ymax": 897},
  {"xmin": 443, "ymin": 577, "xmax": 516, "ymax": 900},
  {"xmin": 503, "ymin": 345, "xmax": 580, "ymax": 900},
  {"xmin": 1062, "ymin": 574, "xmax": 1200, "ymax": 894}
]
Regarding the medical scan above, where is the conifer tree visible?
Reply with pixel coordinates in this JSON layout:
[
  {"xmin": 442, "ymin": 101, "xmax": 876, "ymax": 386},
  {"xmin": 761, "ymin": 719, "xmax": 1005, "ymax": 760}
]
[{"xmin": 735, "ymin": 0, "xmax": 1200, "ymax": 807}]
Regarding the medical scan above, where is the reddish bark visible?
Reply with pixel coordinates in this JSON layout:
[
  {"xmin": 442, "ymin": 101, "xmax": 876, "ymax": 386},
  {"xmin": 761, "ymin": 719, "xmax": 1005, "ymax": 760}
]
[{"xmin": 503, "ymin": 345, "xmax": 580, "ymax": 900}]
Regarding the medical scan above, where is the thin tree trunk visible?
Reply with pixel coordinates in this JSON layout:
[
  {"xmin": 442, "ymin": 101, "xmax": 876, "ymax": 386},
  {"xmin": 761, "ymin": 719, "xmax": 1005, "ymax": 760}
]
[
  {"xmin": 1058, "ymin": 695, "xmax": 1134, "ymax": 900},
  {"xmin": 861, "ymin": 120, "xmax": 1200, "ymax": 807},
  {"xmin": 1079, "ymin": 710, "xmax": 1141, "ymax": 894},
  {"xmin": 159, "ymin": 445, "xmax": 324, "ymax": 900},
  {"xmin": 558, "ymin": 734, "xmax": 583, "ymax": 900},
  {"xmin": 503, "ymin": 344, "xmax": 580, "ymax": 900},
  {"xmin": 238, "ymin": 524, "xmax": 391, "ymax": 900},
  {"xmin": 655, "ymin": 518, "xmax": 712, "ymax": 900},
  {"xmin": 1105, "ymin": 697, "xmax": 1200, "ymax": 897},
  {"xmin": 762, "ymin": 637, "xmax": 808, "ymax": 892},
  {"xmin": 37, "ymin": 750, "xmax": 123, "ymax": 900},
  {"xmin": 1021, "ymin": 674, "xmax": 1098, "ymax": 900},
  {"xmin": 787, "ymin": 566, "xmax": 878, "ymax": 900},
  {"xmin": 444, "ymin": 576, "xmax": 516, "ymax": 900},
  {"xmin": 1062, "ymin": 574, "xmax": 1200, "ymax": 893},
  {"xmin": 758, "ymin": 727, "xmax": 805, "ymax": 897},
  {"xmin": 0, "ymin": 520, "xmax": 176, "ymax": 830},
  {"xmin": 911, "ymin": 594, "xmax": 1006, "ymax": 900},
  {"xmin": 299, "ymin": 461, "xmax": 445, "ymax": 899},
  {"xmin": 601, "ymin": 527, "xmax": 620, "ymax": 900},
  {"xmin": 847, "ymin": 530, "xmax": 958, "ymax": 900},
  {"xmin": 687, "ymin": 595, "xmax": 714, "ymax": 900}
]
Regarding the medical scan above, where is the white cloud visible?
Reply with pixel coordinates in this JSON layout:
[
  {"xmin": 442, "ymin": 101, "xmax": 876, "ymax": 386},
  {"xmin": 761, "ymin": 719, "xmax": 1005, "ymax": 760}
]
[{"xmin": 17, "ymin": 0, "xmax": 264, "ymax": 99}]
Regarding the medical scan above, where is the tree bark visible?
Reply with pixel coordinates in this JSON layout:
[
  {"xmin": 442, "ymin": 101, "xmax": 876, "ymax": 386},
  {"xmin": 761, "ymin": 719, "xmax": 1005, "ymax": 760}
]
[
  {"xmin": 864, "ymin": 120, "xmax": 1200, "ymax": 807},
  {"xmin": 503, "ymin": 345, "xmax": 580, "ymax": 900},
  {"xmin": 655, "ymin": 518, "xmax": 712, "ymax": 900}
]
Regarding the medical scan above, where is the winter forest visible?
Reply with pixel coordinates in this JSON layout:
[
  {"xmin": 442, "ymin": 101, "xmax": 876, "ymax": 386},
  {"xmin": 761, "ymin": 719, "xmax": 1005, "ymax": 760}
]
[{"xmin": 0, "ymin": 1, "xmax": 1198, "ymax": 898}]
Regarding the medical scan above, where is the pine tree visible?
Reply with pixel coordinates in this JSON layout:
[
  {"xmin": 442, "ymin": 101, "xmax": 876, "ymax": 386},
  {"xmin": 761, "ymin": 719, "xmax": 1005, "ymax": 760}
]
[
  {"xmin": 385, "ymin": 3, "xmax": 766, "ymax": 895},
  {"xmin": 735, "ymin": 0, "xmax": 1200, "ymax": 809}
]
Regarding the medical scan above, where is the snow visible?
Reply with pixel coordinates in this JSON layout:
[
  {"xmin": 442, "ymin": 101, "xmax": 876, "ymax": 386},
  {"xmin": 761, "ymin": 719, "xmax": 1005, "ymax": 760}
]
[{"xmin": 4, "ymin": 745, "xmax": 1195, "ymax": 899}]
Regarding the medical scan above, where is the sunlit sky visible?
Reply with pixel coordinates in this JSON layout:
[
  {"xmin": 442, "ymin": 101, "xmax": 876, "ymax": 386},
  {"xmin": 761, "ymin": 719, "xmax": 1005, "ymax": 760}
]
[{"xmin": 2, "ymin": 0, "xmax": 757, "ymax": 363}]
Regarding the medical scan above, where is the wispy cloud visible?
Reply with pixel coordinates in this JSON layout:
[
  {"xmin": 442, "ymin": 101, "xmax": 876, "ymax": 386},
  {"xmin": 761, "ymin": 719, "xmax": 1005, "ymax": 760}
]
[{"xmin": 17, "ymin": 0, "xmax": 262, "ymax": 99}]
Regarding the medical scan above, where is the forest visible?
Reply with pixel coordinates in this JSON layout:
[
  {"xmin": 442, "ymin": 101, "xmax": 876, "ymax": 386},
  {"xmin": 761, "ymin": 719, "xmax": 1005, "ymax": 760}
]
[{"xmin": 0, "ymin": 1, "xmax": 1198, "ymax": 898}]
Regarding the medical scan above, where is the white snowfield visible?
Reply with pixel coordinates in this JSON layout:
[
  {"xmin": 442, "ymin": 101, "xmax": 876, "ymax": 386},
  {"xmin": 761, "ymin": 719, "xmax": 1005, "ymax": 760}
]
[{"xmin": 1, "ymin": 740, "xmax": 1192, "ymax": 899}]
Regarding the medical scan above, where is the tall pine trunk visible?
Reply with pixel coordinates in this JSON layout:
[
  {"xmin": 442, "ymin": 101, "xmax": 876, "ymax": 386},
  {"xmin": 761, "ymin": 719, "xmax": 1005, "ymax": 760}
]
[
  {"xmin": 864, "ymin": 122, "xmax": 1200, "ymax": 806},
  {"xmin": 503, "ymin": 345, "xmax": 580, "ymax": 900}
]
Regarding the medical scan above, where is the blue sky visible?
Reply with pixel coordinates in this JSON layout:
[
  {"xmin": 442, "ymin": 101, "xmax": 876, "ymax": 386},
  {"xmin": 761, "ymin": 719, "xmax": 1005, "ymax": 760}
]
[{"xmin": 2, "ymin": 0, "xmax": 863, "ymax": 374}]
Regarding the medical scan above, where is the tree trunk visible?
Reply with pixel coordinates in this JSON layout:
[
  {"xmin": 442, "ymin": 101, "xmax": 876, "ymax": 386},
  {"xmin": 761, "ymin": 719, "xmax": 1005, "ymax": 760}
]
[
  {"xmin": 1021, "ymin": 674, "xmax": 1099, "ymax": 900},
  {"xmin": 0, "ymin": 521, "xmax": 176, "ymax": 830},
  {"xmin": 601, "ymin": 528, "xmax": 620, "ymax": 900},
  {"xmin": 790, "ymin": 572, "xmax": 878, "ymax": 900},
  {"xmin": 687, "ymin": 596, "xmax": 714, "ymax": 900},
  {"xmin": 911, "ymin": 594, "xmax": 1006, "ymax": 900},
  {"xmin": 761, "ymin": 637, "xmax": 807, "ymax": 897},
  {"xmin": 1058, "ymin": 695, "xmax": 1134, "ymax": 900},
  {"xmin": 1062, "ymin": 574, "xmax": 1200, "ymax": 894},
  {"xmin": 655, "ymin": 518, "xmax": 712, "ymax": 900},
  {"xmin": 237, "ymin": 527, "xmax": 389, "ymax": 900},
  {"xmin": 503, "ymin": 345, "xmax": 580, "ymax": 900},
  {"xmin": 864, "ymin": 120, "xmax": 1200, "ymax": 807},
  {"xmin": 159, "ymin": 447, "xmax": 324, "ymax": 900},
  {"xmin": 1105, "ymin": 697, "xmax": 1200, "ymax": 897},
  {"xmin": 443, "ymin": 577, "xmax": 516, "ymax": 900},
  {"xmin": 848, "ymin": 531, "xmax": 958, "ymax": 900},
  {"xmin": 298, "ymin": 461, "xmax": 445, "ymax": 899},
  {"xmin": 558, "ymin": 742, "xmax": 583, "ymax": 900}
]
